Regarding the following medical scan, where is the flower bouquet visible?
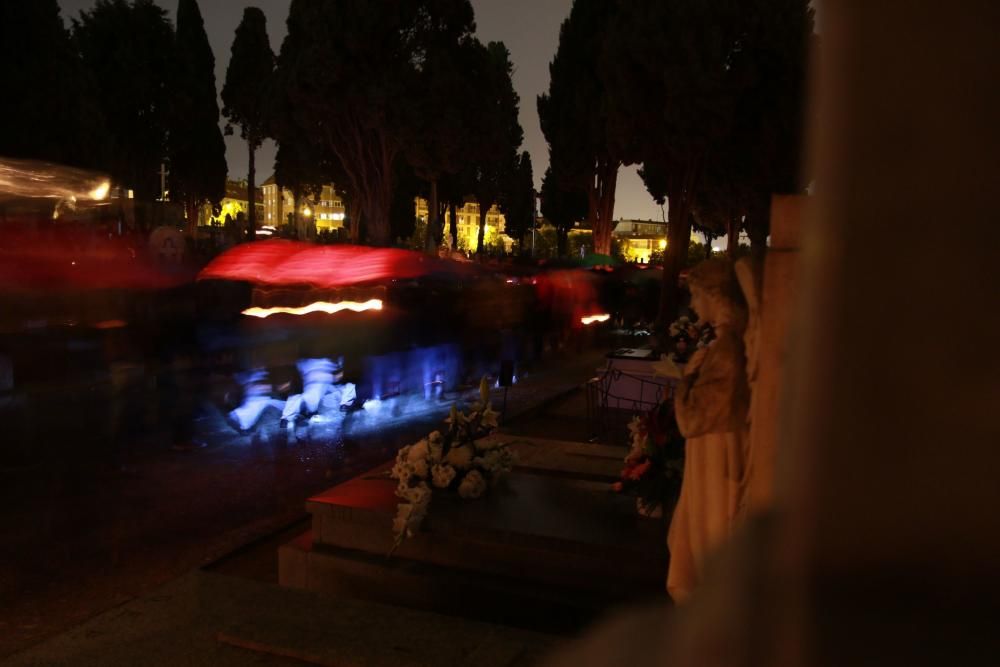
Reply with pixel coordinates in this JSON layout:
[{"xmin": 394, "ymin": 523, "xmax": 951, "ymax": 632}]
[
  {"xmin": 390, "ymin": 377, "xmax": 515, "ymax": 548},
  {"xmin": 667, "ymin": 315, "xmax": 715, "ymax": 364},
  {"xmin": 613, "ymin": 399, "xmax": 685, "ymax": 517}
]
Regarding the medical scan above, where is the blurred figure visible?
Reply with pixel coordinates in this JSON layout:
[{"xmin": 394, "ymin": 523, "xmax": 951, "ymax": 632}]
[
  {"xmin": 226, "ymin": 369, "xmax": 284, "ymax": 432},
  {"xmin": 281, "ymin": 357, "xmax": 357, "ymax": 427}
]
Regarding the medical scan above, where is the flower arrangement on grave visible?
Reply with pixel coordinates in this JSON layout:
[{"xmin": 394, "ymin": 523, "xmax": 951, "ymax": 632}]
[
  {"xmin": 390, "ymin": 377, "xmax": 515, "ymax": 547},
  {"xmin": 667, "ymin": 315, "xmax": 715, "ymax": 364},
  {"xmin": 613, "ymin": 399, "xmax": 685, "ymax": 517}
]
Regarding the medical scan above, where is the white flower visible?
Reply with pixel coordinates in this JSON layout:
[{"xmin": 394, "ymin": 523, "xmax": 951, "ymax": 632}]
[
  {"xmin": 390, "ymin": 448, "xmax": 415, "ymax": 482},
  {"xmin": 474, "ymin": 448, "xmax": 515, "ymax": 477},
  {"xmin": 428, "ymin": 439, "xmax": 443, "ymax": 463},
  {"xmin": 479, "ymin": 405, "xmax": 500, "ymax": 430},
  {"xmin": 397, "ymin": 481, "xmax": 431, "ymax": 505},
  {"xmin": 457, "ymin": 470, "xmax": 487, "ymax": 499},
  {"xmin": 627, "ymin": 416, "xmax": 643, "ymax": 440},
  {"xmin": 410, "ymin": 457, "xmax": 429, "ymax": 479},
  {"xmin": 445, "ymin": 444, "xmax": 474, "ymax": 469},
  {"xmin": 445, "ymin": 405, "xmax": 468, "ymax": 428},
  {"xmin": 408, "ymin": 439, "xmax": 430, "ymax": 462},
  {"xmin": 392, "ymin": 486, "xmax": 431, "ymax": 541},
  {"xmin": 431, "ymin": 463, "xmax": 457, "ymax": 489}
]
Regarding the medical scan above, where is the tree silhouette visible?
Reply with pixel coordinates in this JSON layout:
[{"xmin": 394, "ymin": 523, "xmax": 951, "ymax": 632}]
[
  {"xmin": 74, "ymin": 0, "xmax": 174, "ymax": 199},
  {"xmin": 402, "ymin": 12, "xmax": 479, "ymax": 253},
  {"xmin": 277, "ymin": 0, "xmax": 468, "ymax": 246},
  {"xmin": 0, "ymin": 0, "xmax": 106, "ymax": 169},
  {"xmin": 727, "ymin": 0, "xmax": 814, "ymax": 258},
  {"xmin": 538, "ymin": 0, "xmax": 621, "ymax": 255},
  {"xmin": 504, "ymin": 152, "xmax": 537, "ymax": 256},
  {"xmin": 222, "ymin": 7, "xmax": 274, "ymax": 241},
  {"xmin": 390, "ymin": 158, "xmax": 422, "ymax": 245},
  {"xmin": 605, "ymin": 0, "xmax": 813, "ymax": 322},
  {"xmin": 541, "ymin": 165, "xmax": 587, "ymax": 257},
  {"xmin": 170, "ymin": 0, "xmax": 227, "ymax": 233},
  {"xmin": 603, "ymin": 0, "xmax": 741, "ymax": 324},
  {"xmin": 466, "ymin": 41, "xmax": 523, "ymax": 256}
]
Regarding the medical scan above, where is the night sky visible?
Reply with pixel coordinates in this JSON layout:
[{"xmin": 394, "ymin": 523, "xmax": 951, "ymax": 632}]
[{"xmin": 58, "ymin": 0, "xmax": 665, "ymax": 222}]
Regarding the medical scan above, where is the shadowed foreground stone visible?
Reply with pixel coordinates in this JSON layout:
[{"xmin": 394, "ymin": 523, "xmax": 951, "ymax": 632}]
[{"xmin": 6, "ymin": 570, "xmax": 556, "ymax": 666}]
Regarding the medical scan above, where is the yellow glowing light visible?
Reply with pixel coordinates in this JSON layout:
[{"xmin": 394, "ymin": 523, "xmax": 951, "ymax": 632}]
[
  {"xmin": 581, "ymin": 313, "xmax": 611, "ymax": 326},
  {"xmin": 242, "ymin": 299, "xmax": 383, "ymax": 319},
  {"xmin": 210, "ymin": 199, "xmax": 247, "ymax": 225},
  {"xmin": 302, "ymin": 207, "xmax": 313, "ymax": 218},
  {"xmin": 659, "ymin": 239, "xmax": 667, "ymax": 250},
  {"xmin": 89, "ymin": 181, "xmax": 110, "ymax": 201}
]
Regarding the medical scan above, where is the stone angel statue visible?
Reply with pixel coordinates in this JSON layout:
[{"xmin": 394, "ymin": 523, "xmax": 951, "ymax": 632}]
[{"xmin": 666, "ymin": 258, "xmax": 753, "ymax": 602}]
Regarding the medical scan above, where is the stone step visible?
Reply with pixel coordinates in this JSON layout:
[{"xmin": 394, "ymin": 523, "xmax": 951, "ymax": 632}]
[
  {"xmin": 280, "ymin": 531, "xmax": 631, "ymax": 635},
  {"xmin": 211, "ymin": 569, "xmax": 557, "ymax": 666},
  {"xmin": 303, "ymin": 469, "xmax": 666, "ymax": 592}
]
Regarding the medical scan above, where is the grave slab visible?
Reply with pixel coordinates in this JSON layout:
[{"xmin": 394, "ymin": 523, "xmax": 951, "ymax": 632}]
[{"xmin": 281, "ymin": 436, "xmax": 667, "ymax": 622}]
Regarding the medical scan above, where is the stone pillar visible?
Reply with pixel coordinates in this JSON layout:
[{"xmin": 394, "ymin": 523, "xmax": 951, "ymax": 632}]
[
  {"xmin": 744, "ymin": 195, "xmax": 804, "ymax": 514},
  {"xmin": 771, "ymin": 2, "xmax": 1000, "ymax": 664}
]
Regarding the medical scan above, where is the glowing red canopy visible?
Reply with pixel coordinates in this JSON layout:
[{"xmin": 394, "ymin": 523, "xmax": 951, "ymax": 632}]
[{"xmin": 198, "ymin": 240, "xmax": 478, "ymax": 289}]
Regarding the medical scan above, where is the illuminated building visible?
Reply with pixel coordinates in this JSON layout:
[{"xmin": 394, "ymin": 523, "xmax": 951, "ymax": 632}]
[
  {"xmin": 612, "ymin": 219, "xmax": 698, "ymax": 264},
  {"xmin": 414, "ymin": 198, "xmax": 513, "ymax": 252},
  {"xmin": 261, "ymin": 177, "xmax": 347, "ymax": 232},
  {"xmin": 199, "ymin": 179, "xmax": 264, "ymax": 227}
]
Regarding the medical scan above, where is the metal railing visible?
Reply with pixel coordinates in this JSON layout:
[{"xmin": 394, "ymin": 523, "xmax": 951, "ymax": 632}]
[{"xmin": 586, "ymin": 365, "xmax": 675, "ymax": 445}]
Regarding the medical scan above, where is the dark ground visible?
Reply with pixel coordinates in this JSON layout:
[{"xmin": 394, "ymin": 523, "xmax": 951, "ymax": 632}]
[{"xmin": 0, "ymin": 347, "xmax": 610, "ymax": 659}]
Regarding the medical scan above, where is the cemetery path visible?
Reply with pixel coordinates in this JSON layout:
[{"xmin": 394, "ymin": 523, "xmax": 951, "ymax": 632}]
[{"xmin": 0, "ymin": 348, "xmax": 607, "ymax": 660}]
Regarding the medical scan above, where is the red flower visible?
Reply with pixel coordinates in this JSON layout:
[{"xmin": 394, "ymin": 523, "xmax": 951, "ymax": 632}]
[
  {"xmin": 611, "ymin": 481, "xmax": 623, "ymax": 492},
  {"xmin": 624, "ymin": 459, "xmax": 652, "ymax": 480}
]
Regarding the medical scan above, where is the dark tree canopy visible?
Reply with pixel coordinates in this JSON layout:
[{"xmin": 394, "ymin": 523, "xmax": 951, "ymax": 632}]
[
  {"xmin": 0, "ymin": 0, "xmax": 107, "ymax": 170},
  {"xmin": 170, "ymin": 0, "xmax": 227, "ymax": 229},
  {"xmin": 402, "ymin": 13, "xmax": 478, "ymax": 252},
  {"xmin": 390, "ymin": 157, "xmax": 422, "ymax": 244},
  {"xmin": 465, "ymin": 41, "xmax": 524, "ymax": 255},
  {"xmin": 222, "ymin": 6, "xmax": 275, "ymax": 238},
  {"xmin": 74, "ymin": 0, "xmax": 175, "ymax": 199},
  {"xmin": 222, "ymin": 7, "xmax": 274, "ymax": 151},
  {"xmin": 277, "ymin": 0, "xmax": 476, "ymax": 246},
  {"xmin": 503, "ymin": 152, "xmax": 536, "ymax": 254},
  {"xmin": 537, "ymin": 0, "xmax": 621, "ymax": 255},
  {"xmin": 603, "ymin": 0, "xmax": 813, "ymax": 322},
  {"xmin": 726, "ymin": 0, "xmax": 815, "ymax": 252},
  {"xmin": 540, "ymin": 165, "xmax": 587, "ymax": 257},
  {"xmin": 603, "ymin": 0, "xmax": 742, "ymax": 323}
]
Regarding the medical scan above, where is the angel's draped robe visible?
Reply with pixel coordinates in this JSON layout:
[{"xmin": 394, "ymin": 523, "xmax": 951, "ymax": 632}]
[{"xmin": 667, "ymin": 325, "xmax": 751, "ymax": 602}]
